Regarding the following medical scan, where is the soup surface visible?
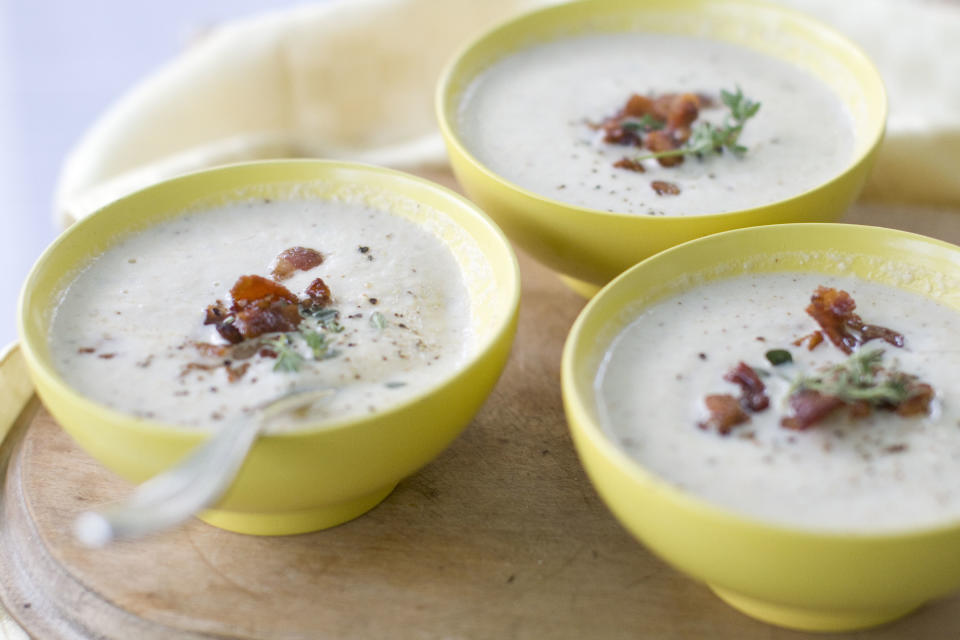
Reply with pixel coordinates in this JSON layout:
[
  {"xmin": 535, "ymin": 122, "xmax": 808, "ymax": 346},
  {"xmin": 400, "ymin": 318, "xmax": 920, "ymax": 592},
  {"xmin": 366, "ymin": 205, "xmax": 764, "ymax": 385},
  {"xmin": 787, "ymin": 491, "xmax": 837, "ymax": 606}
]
[
  {"xmin": 49, "ymin": 198, "xmax": 474, "ymax": 431},
  {"xmin": 458, "ymin": 33, "xmax": 854, "ymax": 216},
  {"xmin": 595, "ymin": 271, "xmax": 960, "ymax": 531}
]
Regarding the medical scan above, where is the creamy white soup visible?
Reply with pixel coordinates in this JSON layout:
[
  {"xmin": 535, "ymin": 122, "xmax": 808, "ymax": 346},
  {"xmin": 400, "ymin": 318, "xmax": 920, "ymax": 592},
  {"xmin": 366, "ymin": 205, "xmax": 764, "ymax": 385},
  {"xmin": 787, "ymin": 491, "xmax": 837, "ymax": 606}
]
[
  {"xmin": 458, "ymin": 33, "xmax": 854, "ymax": 216},
  {"xmin": 595, "ymin": 271, "xmax": 960, "ymax": 532},
  {"xmin": 49, "ymin": 198, "xmax": 474, "ymax": 432}
]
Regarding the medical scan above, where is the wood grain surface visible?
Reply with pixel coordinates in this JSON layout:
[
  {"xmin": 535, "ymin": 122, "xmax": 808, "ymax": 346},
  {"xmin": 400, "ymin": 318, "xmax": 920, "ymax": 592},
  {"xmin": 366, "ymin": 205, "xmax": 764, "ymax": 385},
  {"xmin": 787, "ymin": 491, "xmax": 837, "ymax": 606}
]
[{"xmin": 2, "ymin": 185, "xmax": 960, "ymax": 638}]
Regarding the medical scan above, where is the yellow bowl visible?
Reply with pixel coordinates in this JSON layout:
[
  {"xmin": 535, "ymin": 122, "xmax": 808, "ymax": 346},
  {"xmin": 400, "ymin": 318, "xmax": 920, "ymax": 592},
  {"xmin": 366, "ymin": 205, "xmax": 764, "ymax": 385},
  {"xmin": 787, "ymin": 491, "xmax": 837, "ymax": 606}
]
[
  {"xmin": 18, "ymin": 160, "xmax": 520, "ymax": 536},
  {"xmin": 437, "ymin": 0, "xmax": 886, "ymax": 296},
  {"xmin": 562, "ymin": 223, "xmax": 960, "ymax": 631}
]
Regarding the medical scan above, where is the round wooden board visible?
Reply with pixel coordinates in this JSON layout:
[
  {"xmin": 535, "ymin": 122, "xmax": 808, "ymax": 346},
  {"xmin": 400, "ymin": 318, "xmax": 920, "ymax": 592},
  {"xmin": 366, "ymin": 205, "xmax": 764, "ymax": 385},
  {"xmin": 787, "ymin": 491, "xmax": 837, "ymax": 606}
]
[{"xmin": 4, "ymin": 183, "xmax": 960, "ymax": 638}]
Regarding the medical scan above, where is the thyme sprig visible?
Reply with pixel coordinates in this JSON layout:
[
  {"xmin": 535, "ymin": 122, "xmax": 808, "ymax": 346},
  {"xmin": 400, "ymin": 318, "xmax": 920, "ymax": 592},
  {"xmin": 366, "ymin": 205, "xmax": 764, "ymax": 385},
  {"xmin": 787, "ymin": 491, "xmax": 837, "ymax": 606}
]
[
  {"xmin": 634, "ymin": 86, "xmax": 761, "ymax": 163},
  {"xmin": 302, "ymin": 330, "xmax": 338, "ymax": 361},
  {"xmin": 789, "ymin": 348, "xmax": 913, "ymax": 406},
  {"xmin": 265, "ymin": 334, "xmax": 305, "ymax": 373}
]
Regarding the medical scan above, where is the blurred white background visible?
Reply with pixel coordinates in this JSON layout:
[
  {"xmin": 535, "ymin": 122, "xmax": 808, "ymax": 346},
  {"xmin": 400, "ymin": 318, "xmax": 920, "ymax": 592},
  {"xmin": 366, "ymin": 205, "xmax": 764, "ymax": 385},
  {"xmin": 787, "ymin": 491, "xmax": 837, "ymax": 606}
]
[{"xmin": 0, "ymin": 0, "xmax": 309, "ymax": 346}]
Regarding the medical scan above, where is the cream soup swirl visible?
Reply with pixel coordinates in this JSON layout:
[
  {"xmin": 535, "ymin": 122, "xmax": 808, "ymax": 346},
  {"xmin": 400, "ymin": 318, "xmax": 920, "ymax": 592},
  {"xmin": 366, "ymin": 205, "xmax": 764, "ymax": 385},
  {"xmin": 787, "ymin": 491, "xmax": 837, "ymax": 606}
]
[
  {"xmin": 49, "ymin": 198, "xmax": 473, "ymax": 432},
  {"xmin": 458, "ymin": 32, "xmax": 853, "ymax": 216},
  {"xmin": 595, "ymin": 271, "xmax": 960, "ymax": 532}
]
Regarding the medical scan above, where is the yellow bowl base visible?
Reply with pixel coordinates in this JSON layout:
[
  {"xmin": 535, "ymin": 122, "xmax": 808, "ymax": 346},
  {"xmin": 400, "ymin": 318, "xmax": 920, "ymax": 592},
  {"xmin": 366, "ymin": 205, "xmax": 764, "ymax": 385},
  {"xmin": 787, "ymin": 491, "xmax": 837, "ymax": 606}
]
[
  {"xmin": 710, "ymin": 585, "xmax": 920, "ymax": 632},
  {"xmin": 557, "ymin": 274, "xmax": 602, "ymax": 299},
  {"xmin": 198, "ymin": 483, "xmax": 397, "ymax": 536}
]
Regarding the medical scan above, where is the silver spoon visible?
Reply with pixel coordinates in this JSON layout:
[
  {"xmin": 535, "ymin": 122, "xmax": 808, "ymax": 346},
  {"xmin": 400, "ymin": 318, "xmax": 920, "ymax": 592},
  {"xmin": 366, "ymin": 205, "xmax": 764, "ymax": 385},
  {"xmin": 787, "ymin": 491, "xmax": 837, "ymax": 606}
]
[{"xmin": 73, "ymin": 387, "xmax": 335, "ymax": 547}]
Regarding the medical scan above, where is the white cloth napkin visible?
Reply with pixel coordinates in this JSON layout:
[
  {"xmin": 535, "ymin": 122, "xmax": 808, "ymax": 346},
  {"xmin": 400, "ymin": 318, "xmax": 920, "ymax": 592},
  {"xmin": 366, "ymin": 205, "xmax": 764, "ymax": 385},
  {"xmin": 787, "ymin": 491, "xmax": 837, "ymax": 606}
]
[{"xmin": 53, "ymin": 0, "xmax": 960, "ymax": 227}]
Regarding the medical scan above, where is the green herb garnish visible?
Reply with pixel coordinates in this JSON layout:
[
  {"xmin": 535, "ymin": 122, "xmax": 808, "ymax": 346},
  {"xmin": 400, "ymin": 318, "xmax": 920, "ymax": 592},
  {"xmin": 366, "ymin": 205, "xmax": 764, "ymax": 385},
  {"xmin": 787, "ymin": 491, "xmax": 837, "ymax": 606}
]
[
  {"xmin": 265, "ymin": 334, "xmax": 304, "ymax": 373},
  {"xmin": 634, "ymin": 86, "xmax": 761, "ymax": 163},
  {"xmin": 303, "ymin": 307, "xmax": 344, "ymax": 333},
  {"xmin": 370, "ymin": 311, "xmax": 387, "ymax": 330},
  {"xmin": 765, "ymin": 349, "xmax": 793, "ymax": 366},
  {"xmin": 790, "ymin": 348, "xmax": 912, "ymax": 405},
  {"xmin": 385, "ymin": 381, "xmax": 407, "ymax": 388},
  {"xmin": 302, "ymin": 330, "xmax": 337, "ymax": 361}
]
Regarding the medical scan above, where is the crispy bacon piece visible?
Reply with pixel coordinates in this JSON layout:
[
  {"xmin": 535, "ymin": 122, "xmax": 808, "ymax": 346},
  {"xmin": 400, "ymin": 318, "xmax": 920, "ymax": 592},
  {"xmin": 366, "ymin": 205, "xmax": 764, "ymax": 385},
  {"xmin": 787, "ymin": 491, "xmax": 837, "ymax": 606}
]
[
  {"xmin": 793, "ymin": 331, "xmax": 825, "ymax": 351},
  {"xmin": 805, "ymin": 287, "xmax": 904, "ymax": 354},
  {"xmin": 231, "ymin": 274, "xmax": 298, "ymax": 307},
  {"xmin": 235, "ymin": 304, "xmax": 301, "ymax": 339},
  {"xmin": 699, "ymin": 394, "xmax": 749, "ymax": 435},
  {"xmin": 896, "ymin": 382, "xmax": 934, "ymax": 416},
  {"xmin": 205, "ymin": 275, "xmax": 302, "ymax": 343},
  {"xmin": 303, "ymin": 277, "xmax": 332, "ymax": 308},
  {"xmin": 644, "ymin": 130, "xmax": 684, "ymax": 167},
  {"xmin": 651, "ymin": 180, "xmax": 681, "ymax": 196},
  {"xmin": 603, "ymin": 125, "xmax": 643, "ymax": 146},
  {"xmin": 180, "ymin": 362, "xmax": 221, "ymax": 377},
  {"xmin": 193, "ymin": 342, "xmax": 229, "ymax": 358},
  {"xmin": 651, "ymin": 94, "xmax": 678, "ymax": 121},
  {"xmin": 226, "ymin": 362, "xmax": 250, "ymax": 383},
  {"xmin": 860, "ymin": 324, "xmax": 906, "ymax": 348},
  {"xmin": 624, "ymin": 93, "xmax": 655, "ymax": 117},
  {"xmin": 666, "ymin": 93, "xmax": 700, "ymax": 130},
  {"xmin": 271, "ymin": 246, "xmax": 324, "ymax": 281},
  {"xmin": 724, "ymin": 362, "xmax": 769, "ymax": 411},
  {"xmin": 781, "ymin": 389, "xmax": 844, "ymax": 430},
  {"xmin": 613, "ymin": 157, "xmax": 646, "ymax": 172}
]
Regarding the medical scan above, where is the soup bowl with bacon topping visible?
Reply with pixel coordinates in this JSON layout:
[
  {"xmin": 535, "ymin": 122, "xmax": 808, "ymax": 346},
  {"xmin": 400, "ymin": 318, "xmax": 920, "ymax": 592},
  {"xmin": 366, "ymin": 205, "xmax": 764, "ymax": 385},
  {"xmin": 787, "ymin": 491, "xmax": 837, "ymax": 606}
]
[
  {"xmin": 19, "ymin": 160, "xmax": 520, "ymax": 536},
  {"xmin": 437, "ymin": 0, "xmax": 886, "ymax": 296},
  {"xmin": 562, "ymin": 223, "xmax": 960, "ymax": 631}
]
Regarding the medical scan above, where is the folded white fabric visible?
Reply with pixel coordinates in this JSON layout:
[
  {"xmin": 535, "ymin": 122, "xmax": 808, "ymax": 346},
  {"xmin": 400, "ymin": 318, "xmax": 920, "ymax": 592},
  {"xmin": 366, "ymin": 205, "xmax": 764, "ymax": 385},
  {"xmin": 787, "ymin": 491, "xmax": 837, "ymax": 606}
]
[
  {"xmin": 55, "ymin": 0, "xmax": 554, "ymax": 228},
  {"xmin": 776, "ymin": 0, "xmax": 960, "ymax": 206},
  {"xmin": 54, "ymin": 0, "xmax": 960, "ymax": 228}
]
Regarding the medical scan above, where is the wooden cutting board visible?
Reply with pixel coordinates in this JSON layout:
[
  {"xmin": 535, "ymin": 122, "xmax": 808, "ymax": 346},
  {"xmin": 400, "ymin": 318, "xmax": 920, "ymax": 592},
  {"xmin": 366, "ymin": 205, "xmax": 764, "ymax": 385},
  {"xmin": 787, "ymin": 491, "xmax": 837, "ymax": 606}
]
[{"xmin": 3, "ymin": 179, "xmax": 960, "ymax": 638}]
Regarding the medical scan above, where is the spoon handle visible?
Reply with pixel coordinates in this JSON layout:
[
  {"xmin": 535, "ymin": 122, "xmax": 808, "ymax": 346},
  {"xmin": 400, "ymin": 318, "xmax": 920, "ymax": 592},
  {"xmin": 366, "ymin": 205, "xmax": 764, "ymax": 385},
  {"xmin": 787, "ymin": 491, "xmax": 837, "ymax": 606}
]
[
  {"xmin": 73, "ymin": 386, "xmax": 335, "ymax": 547},
  {"xmin": 74, "ymin": 413, "xmax": 261, "ymax": 547}
]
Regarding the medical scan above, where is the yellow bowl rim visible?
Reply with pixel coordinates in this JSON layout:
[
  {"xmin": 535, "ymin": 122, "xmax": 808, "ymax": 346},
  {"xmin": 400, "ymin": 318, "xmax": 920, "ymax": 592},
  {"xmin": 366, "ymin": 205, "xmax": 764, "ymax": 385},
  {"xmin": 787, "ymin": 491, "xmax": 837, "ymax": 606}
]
[
  {"xmin": 561, "ymin": 222, "xmax": 960, "ymax": 542},
  {"xmin": 436, "ymin": 0, "xmax": 888, "ymax": 222},
  {"xmin": 18, "ymin": 159, "xmax": 521, "ymax": 442}
]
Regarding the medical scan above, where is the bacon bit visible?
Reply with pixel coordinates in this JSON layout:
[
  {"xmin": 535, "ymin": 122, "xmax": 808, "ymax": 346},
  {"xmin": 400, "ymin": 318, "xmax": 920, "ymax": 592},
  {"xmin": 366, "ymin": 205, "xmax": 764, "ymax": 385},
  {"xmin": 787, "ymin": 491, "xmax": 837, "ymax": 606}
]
[
  {"xmin": 271, "ymin": 247, "xmax": 324, "ymax": 281},
  {"xmin": 235, "ymin": 304, "xmax": 301, "ymax": 340},
  {"xmin": 724, "ymin": 362, "xmax": 769, "ymax": 411},
  {"xmin": 624, "ymin": 93, "xmax": 654, "ymax": 117},
  {"xmin": 77, "ymin": 347, "xmax": 96, "ymax": 354},
  {"xmin": 897, "ymin": 383, "xmax": 934, "ymax": 416},
  {"xmin": 651, "ymin": 94, "xmax": 678, "ymax": 121},
  {"xmin": 651, "ymin": 180, "xmax": 681, "ymax": 196},
  {"xmin": 645, "ymin": 131, "xmax": 684, "ymax": 167},
  {"xmin": 885, "ymin": 444, "xmax": 908, "ymax": 454},
  {"xmin": 227, "ymin": 275, "xmax": 302, "ymax": 341},
  {"xmin": 805, "ymin": 287, "xmax": 904, "ymax": 354},
  {"xmin": 231, "ymin": 275, "xmax": 298, "ymax": 307},
  {"xmin": 204, "ymin": 301, "xmax": 230, "ymax": 326},
  {"xmin": 699, "ymin": 394, "xmax": 749, "ymax": 435},
  {"xmin": 193, "ymin": 342, "xmax": 229, "ymax": 358},
  {"xmin": 97, "ymin": 353, "xmax": 117, "ymax": 359},
  {"xmin": 303, "ymin": 277, "xmax": 332, "ymax": 308},
  {"xmin": 226, "ymin": 362, "xmax": 250, "ymax": 383},
  {"xmin": 613, "ymin": 157, "xmax": 646, "ymax": 172},
  {"xmin": 603, "ymin": 125, "xmax": 643, "ymax": 146},
  {"xmin": 860, "ymin": 324, "xmax": 906, "ymax": 348},
  {"xmin": 793, "ymin": 331, "xmax": 825, "ymax": 351},
  {"xmin": 781, "ymin": 389, "xmax": 844, "ymax": 430},
  {"xmin": 666, "ymin": 93, "xmax": 700, "ymax": 130},
  {"xmin": 180, "ymin": 362, "xmax": 221, "ymax": 377},
  {"xmin": 848, "ymin": 400, "xmax": 872, "ymax": 419}
]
